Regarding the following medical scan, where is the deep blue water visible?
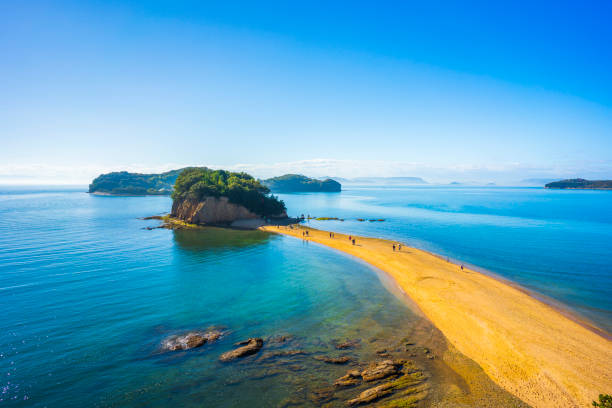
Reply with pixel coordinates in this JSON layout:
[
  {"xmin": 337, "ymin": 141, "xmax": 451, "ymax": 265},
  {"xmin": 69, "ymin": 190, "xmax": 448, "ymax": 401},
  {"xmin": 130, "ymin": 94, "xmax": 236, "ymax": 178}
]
[
  {"xmin": 278, "ymin": 186, "xmax": 612, "ymax": 333},
  {"xmin": 1, "ymin": 186, "xmax": 611, "ymax": 407}
]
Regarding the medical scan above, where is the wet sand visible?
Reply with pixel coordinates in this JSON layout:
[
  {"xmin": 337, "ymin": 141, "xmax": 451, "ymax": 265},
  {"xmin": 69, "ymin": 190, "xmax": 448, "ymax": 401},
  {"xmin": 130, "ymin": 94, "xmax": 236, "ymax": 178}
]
[{"xmin": 260, "ymin": 225, "xmax": 612, "ymax": 408}]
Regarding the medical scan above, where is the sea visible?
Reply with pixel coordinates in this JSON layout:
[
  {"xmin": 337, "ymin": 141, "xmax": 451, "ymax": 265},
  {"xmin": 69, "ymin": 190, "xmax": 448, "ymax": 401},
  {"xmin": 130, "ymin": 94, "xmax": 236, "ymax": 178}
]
[{"xmin": 1, "ymin": 185, "xmax": 610, "ymax": 407}]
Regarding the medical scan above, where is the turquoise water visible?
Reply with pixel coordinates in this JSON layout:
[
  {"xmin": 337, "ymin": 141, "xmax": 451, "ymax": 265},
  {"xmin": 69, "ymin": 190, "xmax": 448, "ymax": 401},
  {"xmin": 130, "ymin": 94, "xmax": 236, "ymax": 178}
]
[
  {"xmin": 0, "ymin": 188, "xmax": 438, "ymax": 407},
  {"xmin": 279, "ymin": 186, "xmax": 612, "ymax": 333},
  {"xmin": 1, "ymin": 186, "xmax": 610, "ymax": 406}
]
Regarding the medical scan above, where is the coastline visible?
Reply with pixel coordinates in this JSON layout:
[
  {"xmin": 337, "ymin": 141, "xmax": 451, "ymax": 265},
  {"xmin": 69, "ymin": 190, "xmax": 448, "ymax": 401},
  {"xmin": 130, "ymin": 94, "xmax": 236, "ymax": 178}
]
[{"xmin": 260, "ymin": 224, "xmax": 612, "ymax": 408}]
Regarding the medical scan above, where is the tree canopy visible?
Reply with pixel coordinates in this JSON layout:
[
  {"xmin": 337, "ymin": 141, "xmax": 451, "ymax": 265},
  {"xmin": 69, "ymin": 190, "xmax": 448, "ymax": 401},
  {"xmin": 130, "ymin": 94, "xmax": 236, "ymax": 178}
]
[
  {"xmin": 88, "ymin": 170, "xmax": 182, "ymax": 195},
  {"xmin": 172, "ymin": 167, "xmax": 286, "ymax": 217}
]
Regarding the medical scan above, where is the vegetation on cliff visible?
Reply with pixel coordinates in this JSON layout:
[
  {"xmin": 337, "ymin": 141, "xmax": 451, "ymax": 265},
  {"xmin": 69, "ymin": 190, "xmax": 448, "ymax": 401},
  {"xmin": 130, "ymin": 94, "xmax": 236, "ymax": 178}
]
[
  {"xmin": 172, "ymin": 167, "xmax": 286, "ymax": 217},
  {"xmin": 545, "ymin": 179, "xmax": 612, "ymax": 189},
  {"xmin": 88, "ymin": 170, "xmax": 183, "ymax": 195},
  {"xmin": 262, "ymin": 174, "xmax": 341, "ymax": 192}
]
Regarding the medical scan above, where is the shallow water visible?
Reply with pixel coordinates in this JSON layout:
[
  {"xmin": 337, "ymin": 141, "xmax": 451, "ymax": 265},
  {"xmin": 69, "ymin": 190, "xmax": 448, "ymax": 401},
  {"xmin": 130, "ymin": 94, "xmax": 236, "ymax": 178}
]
[{"xmin": 279, "ymin": 186, "xmax": 612, "ymax": 333}]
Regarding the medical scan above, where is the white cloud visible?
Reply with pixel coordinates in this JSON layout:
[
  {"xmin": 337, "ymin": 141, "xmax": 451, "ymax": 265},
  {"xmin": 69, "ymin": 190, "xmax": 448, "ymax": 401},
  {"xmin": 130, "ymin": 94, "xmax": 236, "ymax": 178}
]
[{"xmin": 0, "ymin": 159, "xmax": 610, "ymax": 185}]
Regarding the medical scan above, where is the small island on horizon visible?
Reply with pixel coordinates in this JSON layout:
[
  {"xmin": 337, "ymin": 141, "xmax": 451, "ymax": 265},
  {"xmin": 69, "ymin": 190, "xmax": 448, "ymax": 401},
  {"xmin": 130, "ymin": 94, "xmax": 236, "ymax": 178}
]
[{"xmin": 545, "ymin": 178, "xmax": 612, "ymax": 190}]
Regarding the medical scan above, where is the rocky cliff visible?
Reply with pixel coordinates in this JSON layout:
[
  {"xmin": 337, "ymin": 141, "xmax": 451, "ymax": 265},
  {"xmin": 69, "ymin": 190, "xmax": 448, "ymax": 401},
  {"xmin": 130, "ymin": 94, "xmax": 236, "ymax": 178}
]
[
  {"xmin": 171, "ymin": 196, "xmax": 263, "ymax": 225},
  {"xmin": 170, "ymin": 196, "xmax": 292, "ymax": 226}
]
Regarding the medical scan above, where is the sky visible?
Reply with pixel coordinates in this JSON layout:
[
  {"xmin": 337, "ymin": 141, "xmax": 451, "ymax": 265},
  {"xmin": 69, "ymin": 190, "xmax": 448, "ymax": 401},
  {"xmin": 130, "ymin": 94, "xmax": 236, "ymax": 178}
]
[{"xmin": 1, "ymin": 0, "xmax": 611, "ymax": 184}]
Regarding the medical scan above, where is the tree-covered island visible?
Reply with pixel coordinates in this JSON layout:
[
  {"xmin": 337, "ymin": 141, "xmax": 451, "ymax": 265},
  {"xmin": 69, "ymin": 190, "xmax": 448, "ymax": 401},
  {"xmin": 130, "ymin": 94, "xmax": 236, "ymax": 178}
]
[{"xmin": 262, "ymin": 174, "xmax": 341, "ymax": 193}]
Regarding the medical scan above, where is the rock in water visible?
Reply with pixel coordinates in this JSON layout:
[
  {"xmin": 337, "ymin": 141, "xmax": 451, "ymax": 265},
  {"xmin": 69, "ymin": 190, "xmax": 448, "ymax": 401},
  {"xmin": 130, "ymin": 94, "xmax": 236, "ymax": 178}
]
[
  {"xmin": 162, "ymin": 329, "xmax": 223, "ymax": 351},
  {"xmin": 360, "ymin": 359, "xmax": 402, "ymax": 382},
  {"xmin": 347, "ymin": 383, "xmax": 394, "ymax": 406},
  {"xmin": 219, "ymin": 338, "xmax": 263, "ymax": 362},
  {"xmin": 313, "ymin": 355, "xmax": 351, "ymax": 364},
  {"xmin": 334, "ymin": 370, "xmax": 362, "ymax": 387}
]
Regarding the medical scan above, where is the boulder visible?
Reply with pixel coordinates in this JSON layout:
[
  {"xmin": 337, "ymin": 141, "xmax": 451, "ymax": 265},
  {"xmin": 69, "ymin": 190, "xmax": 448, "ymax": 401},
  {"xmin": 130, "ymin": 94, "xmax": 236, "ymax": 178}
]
[{"xmin": 219, "ymin": 338, "xmax": 264, "ymax": 362}]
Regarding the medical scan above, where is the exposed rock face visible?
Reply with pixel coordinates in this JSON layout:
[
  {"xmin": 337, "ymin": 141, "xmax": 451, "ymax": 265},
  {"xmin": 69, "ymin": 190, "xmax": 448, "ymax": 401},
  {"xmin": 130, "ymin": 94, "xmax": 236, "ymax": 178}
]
[
  {"xmin": 219, "ymin": 338, "xmax": 264, "ymax": 362},
  {"xmin": 171, "ymin": 197, "xmax": 261, "ymax": 225},
  {"xmin": 162, "ymin": 329, "xmax": 223, "ymax": 351}
]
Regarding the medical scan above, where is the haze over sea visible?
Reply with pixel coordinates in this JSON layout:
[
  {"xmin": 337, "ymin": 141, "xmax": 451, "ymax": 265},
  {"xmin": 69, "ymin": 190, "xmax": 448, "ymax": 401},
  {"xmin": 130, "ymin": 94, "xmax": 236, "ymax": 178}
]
[{"xmin": 0, "ymin": 185, "xmax": 610, "ymax": 406}]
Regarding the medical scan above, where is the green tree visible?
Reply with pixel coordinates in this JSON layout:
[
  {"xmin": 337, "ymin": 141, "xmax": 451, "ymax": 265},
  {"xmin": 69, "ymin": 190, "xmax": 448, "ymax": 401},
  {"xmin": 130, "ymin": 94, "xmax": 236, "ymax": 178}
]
[
  {"xmin": 172, "ymin": 167, "xmax": 286, "ymax": 217},
  {"xmin": 593, "ymin": 394, "xmax": 612, "ymax": 408}
]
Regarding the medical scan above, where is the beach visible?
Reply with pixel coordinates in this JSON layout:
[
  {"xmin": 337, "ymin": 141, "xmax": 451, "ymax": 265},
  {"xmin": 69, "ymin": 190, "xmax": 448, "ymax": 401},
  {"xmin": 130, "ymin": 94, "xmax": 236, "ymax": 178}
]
[{"xmin": 261, "ymin": 224, "xmax": 612, "ymax": 408}]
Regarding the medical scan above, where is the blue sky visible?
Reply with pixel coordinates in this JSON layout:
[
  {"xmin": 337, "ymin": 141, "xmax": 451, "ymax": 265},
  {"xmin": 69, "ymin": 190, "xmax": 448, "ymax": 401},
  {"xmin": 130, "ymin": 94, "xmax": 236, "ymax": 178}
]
[{"xmin": 1, "ymin": 0, "xmax": 611, "ymax": 184}]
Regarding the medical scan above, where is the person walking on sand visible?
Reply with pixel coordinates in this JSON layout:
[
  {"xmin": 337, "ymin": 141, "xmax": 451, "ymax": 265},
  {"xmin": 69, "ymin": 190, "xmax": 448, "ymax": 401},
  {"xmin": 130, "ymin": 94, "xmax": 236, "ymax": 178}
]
[
  {"xmin": 461, "ymin": 265, "xmax": 464, "ymax": 270},
  {"xmin": 393, "ymin": 244, "xmax": 396, "ymax": 251},
  {"xmin": 352, "ymin": 239, "xmax": 355, "ymax": 245},
  {"xmin": 398, "ymin": 244, "xmax": 401, "ymax": 251},
  {"xmin": 349, "ymin": 235, "xmax": 352, "ymax": 241}
]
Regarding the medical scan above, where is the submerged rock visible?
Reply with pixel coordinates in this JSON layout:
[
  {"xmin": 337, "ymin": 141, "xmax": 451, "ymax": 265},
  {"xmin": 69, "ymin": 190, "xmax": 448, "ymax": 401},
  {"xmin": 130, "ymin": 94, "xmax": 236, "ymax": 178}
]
[
  {"xmin": 161, "ymin": 329, "xmax": 223, "ymax": 351},
  {"xmin": 334, "ymin": 369, "xmax": 362, "ymax": 387},
  {"xmin": 360, "ymin": 359, "xmax": 402, "ymax": 382},
  {"xmin": 347, "ymin": 383, "xmax": 394, "ymax": 406},
  {"xmin": 313, "ymin": 355, "xmax": 351, "ymax": 364},
  {"xmin": 335, "ymin": 339, "xmax": 360, "ymax": 350},
  {"xmin": 258, "ymin": 350, "xmax": 308, "ymax": 361},
  {"xmin": 219, "ymin": 338, "xmax": 263, "ymax": 362}
]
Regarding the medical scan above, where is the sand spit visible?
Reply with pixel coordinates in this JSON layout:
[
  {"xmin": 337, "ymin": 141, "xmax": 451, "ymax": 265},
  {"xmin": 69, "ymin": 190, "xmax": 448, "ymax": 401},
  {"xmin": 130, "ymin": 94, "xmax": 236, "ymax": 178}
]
[{"xmin": 260, "ymin": 225, "xmax": 612, "ymax": 408}]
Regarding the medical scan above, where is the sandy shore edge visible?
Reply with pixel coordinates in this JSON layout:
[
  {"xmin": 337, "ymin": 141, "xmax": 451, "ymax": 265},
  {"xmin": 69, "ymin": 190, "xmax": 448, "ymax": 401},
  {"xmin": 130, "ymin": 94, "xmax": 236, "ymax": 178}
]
[{"xmin": 260, "ymin": 225, "xmax": 612, "ymax": 408}]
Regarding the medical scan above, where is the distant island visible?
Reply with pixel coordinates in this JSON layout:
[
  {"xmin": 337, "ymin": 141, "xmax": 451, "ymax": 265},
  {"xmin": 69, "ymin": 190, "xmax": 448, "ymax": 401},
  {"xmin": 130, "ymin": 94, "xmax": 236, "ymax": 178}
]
[
  {"xmin": 88, "ymin": 169, "xmax": 183, "ymax": 195},
  {"xmin": 262, "ymin": 174, "xmax": 341, "ymax": 193},
  {"xmin": 171, "ymin": 167, "xmax": 287, "ymax": 226},
  {"xmin": 545, "ymin": 178, "xmax": 612, "ymax": 190}
]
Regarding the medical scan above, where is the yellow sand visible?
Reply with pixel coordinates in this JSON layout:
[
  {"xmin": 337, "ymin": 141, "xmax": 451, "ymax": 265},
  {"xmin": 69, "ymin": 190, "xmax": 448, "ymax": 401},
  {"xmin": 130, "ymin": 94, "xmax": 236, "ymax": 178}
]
[{"xmin": 260, "ymin": 225, "xmax": 612, "ymax": 408}]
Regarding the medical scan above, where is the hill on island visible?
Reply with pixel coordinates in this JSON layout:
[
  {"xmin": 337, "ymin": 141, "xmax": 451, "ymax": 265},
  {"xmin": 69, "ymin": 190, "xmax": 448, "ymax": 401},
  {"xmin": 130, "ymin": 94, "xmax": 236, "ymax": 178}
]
[
  {"xmin": 545, "ymin": 179, "xmax": 612, "ymax": 189},
  {"xmin": 262, "ymin": 174, "xmax": 341, "ymax": 193},
  {"xmin": 172, "ymin": 167, "xmax": 286, "ymax": 218},
  {"xmin": 88, "ymin": 169, "xmax": 183, "ymax": 195}
]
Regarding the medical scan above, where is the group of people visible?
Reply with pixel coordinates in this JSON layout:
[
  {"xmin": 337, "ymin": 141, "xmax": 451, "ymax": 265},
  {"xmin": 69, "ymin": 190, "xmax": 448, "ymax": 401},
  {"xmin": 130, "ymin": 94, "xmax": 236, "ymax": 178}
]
[{"xmin": 392, "ymin": 243, "xmax": 402, "ymax": 251}]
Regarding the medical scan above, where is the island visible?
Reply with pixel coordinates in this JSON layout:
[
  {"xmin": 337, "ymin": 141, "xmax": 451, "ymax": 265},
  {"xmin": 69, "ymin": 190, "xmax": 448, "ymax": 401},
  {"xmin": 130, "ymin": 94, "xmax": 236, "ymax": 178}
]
[
  {"xmin": 262, "ymin": 174, "xmax": 341, "ymax": 193},
  {"xmin": 545, "ymin": 178, "xmax": 612, "ymax": 189},
  {"xmin": 88, "ymin": 169, "xmax": 183, "ymax": 195},
  {"xmin": 170, "ymin": 167, "xmax": 288, "ymax": 227}
]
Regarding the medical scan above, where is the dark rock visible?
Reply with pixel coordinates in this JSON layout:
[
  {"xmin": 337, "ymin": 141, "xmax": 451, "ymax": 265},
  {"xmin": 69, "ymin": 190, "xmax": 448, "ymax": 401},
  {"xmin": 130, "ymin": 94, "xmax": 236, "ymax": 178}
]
[
  {"xmin": 220, "ymin": 338, "xmax": 263, "ymax": 362},
  {"xmin": 361, "ymin": 359, "xmax": 402, "ymax": 382},
  {"xmin": 313, "ymin": 355, "xmax": 351, "ymax": 364}
]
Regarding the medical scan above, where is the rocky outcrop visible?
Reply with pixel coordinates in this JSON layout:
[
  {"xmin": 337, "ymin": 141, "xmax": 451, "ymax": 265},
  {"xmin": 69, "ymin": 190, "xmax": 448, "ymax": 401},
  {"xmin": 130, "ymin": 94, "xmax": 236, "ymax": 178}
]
[
  {"xmin": 162, "ymin": 329, "xmax": 223, "ymax": 351},
  {"xmin": 219, "ymin": 338, "xmax": 264, "ymax": 362},
  {"xmin": 360, "ymin": 359, "xmax": 402, "ymax": 381},
  {"xmin": 171, "ymin": 197, "xmax": 261, "ymax": 225}
]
